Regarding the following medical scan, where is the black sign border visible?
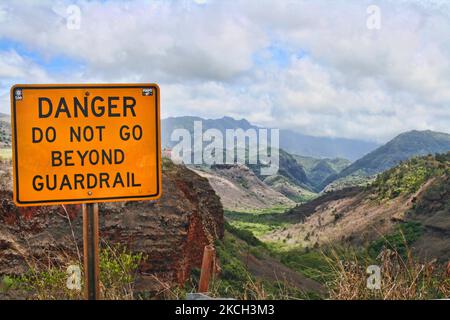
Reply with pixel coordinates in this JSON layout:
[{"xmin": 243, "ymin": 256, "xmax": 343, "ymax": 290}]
[{"xmin": 11, "ymin": 84, "xmax": 161, "ymax": 205}]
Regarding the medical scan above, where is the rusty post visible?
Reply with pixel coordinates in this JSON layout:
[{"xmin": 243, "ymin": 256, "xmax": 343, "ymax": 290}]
[
  {"xmin": 83, "ymin": 203, "xmax": 100, "ymax": 300},
  {"xmin": 198, "ymin": 245, "xmax": 215, "ymax": 293}
]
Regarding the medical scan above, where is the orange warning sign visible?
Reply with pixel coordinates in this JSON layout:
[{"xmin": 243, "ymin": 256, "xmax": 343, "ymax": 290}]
[{"xmin": 10, "ymin": 84, "xmax": 161, "ymax": 206}]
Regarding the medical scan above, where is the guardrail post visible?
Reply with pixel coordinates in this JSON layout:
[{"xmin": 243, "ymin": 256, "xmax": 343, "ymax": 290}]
[{"xmin": 198, "ymin": 245, "xmax": 215, "ymax": 293}]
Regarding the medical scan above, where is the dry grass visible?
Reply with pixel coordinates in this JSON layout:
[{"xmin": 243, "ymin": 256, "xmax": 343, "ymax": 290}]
[
  {"xmin": 0, "ymin": 159, "xmax": 12, "ymax": 191},
  {"xmin": 0, "ymin": 148, "xmax": 12, "ymax": 160},
  {"xmin": 324, "ymin": 246, "xmax": 450, "ymax": 300},
  {"xmin": 146, "ymin": 270, "xmax": 305, "ymax": 300}
]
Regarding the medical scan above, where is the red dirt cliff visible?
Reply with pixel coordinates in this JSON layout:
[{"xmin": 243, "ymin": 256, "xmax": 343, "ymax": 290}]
[{"xmin": 0, "ymin": 159, "xmax": 224, "ymax": 291}]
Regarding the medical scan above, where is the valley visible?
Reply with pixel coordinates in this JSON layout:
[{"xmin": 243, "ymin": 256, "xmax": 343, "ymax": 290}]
[
  {"xmin": 0, "ymin": 115, "xmax": 449, "ymax": 300},
  {"xmin": 221, "ymin": 152, "xmax": 450, "ymax": 299},
  {"xmin": 174, "ymin": 118, "xmax": 450, "ymax": 300}
]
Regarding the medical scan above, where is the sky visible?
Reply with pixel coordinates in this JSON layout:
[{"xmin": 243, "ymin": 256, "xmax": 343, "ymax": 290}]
[{"xmin": 0, "ymin": 0, "xmax": 449, "ymax": 143}]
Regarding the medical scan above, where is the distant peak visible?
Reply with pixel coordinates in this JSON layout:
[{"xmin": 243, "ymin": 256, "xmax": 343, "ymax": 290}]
[
  {"xmin": 221, "ymin": 116, "xmax": 250, "ymax": 124},
  {"xmin": 394, "ymin": 129, "xmax": 449, "ymax": 139}
]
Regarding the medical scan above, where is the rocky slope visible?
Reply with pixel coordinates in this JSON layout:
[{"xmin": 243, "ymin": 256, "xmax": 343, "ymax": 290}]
[
  {"xmin": 191, "ymin": 164, "xmax": 294, "ymax": 211},
  {"xmin": 0, "ymin": 159, "xmax": 224, "ymax": 291},
  {"xmin": 264, "ymin": 153, "xmax": 450, "ymax": 261}
]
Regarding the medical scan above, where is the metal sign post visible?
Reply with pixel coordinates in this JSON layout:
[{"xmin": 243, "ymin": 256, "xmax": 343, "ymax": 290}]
[{"xmin": 83, "ymin": 203, "xmax": 100, "ymax": 300}]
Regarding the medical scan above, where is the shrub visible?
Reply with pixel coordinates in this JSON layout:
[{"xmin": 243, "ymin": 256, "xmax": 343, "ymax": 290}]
[
  {"xmin": 224, "ymin": 221, "xmax": 265, "ymax": 247},
  {"xmin": 368, "ymin": 221, "xmax": 424, "ymax": 258},
  {"xmin": 9, "ymin": 243, "xmax": 144, "ymax": 300}
]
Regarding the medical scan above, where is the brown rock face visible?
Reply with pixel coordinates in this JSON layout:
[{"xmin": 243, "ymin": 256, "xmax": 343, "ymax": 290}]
[{"xmin": 0, "ymin": 160, "xmax": 224, "ymax": 290}]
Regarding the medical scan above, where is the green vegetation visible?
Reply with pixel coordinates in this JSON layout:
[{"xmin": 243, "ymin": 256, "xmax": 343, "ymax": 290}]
[
  {"xmin": 99, "ymin": 243, "xmax": 145, "ymax": 299},
  {"xmin": 213, "ymin": 232, "xmax": 257, "ymax": 298},
  {"xmin": 235, "ymin": 204, "xmax": 293, "ymax": 215},
  {"xmin": 208, "ymin": 222, "xmax": 318, "ymax": 299},
  {"xmin": 225, "ymin": 207, "xmax": 293, "ymax": 237},
  {"xmin": 224, "ymin": 221, "xmax": 266, "ymax": 247},
  {"xmin": 372, "ymin": 153, "xmax": 450, "ymax": 200},
  {"xmin": 294, "ymin": 155, "xmax": 351, "ymax": 191},
  {"xmin": 248, "ymin": 149, "xmax": 314, "ymax": 193},
  {"xmin": 323, "ymin": 172, "xmax": 374, "ymax": 192},
  {"xmin": 410, "ymin": 169, "xmax": 449, "ymax": 217},
  {"xmin": 217, "ymin": 152, "xmax": 450, "ymax": 300},
  {"xmin": 274, "ymin": 248, "xmax": 333, "ymax": 283},
  {"xmin": 368, "ymin": 221, "xmax": 424, "ymax": 258},
  {"xmin": 157, "ymin": 220, "xmax": 321, "ymax": 300},
  {"xmin": 215, "ymin": 223, "xmax": 449, "ymax": 299},
  {"xmin": 2, "ymin": 244, "xmax": 144, "ymax": 300},
  {"xmin": 8, "ymin": 264, "xmax": 82, "ymax": 300}
]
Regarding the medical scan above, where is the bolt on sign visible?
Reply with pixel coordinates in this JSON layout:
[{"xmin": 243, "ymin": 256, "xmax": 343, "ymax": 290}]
[{"xmin": 10, "ymin": 84, "xmax": 161, "ymax": 206}]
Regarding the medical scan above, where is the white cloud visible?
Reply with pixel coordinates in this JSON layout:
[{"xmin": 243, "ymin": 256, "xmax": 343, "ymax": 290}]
[
  {"xmin": 0, "ymin": 50, "xmax": 52, "ymax": 112},
  {"xmin": 0, "ymin": 0, "xmax": 449, "ymax": 142},
  {"xmin": 0, "ymin": 1, "xmax": 267, "ymax": 82},
  {"xmin": 0, "ymin": 50, "xmax": 50, "ymax": 80}
]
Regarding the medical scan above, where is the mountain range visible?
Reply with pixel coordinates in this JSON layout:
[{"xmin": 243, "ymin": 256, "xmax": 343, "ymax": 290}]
[
  {"xmin": 323, "ymin": 130, "xmax": 450, "ymax": 190},
  {"xmin": 1, "ymin": 114, "xmax": 449, "ymax": 195},
  {"xmin": 162, "ymin": 116, "xmax": 378, "ymax": 161},
  {"xmin": 162, "ymin": 116, "xmax": 450, "ymax": 194}
]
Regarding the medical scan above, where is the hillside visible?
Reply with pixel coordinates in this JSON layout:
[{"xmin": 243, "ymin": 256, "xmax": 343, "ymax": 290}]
[
  {"xmin": 248, "ymin": 149, "xmax": 315, "ymax": 197},
  {"xmin": 294, "ymin": 155, "xmax": 351, "ymax": 191},
  {"xmin": 183, "ymin": 144, "xmax": 316, "ymax": 208},
  {"xmin": 0, "ymin": 159, "xmax": 224, "ymax": 291},
  {"xmin": 264, "ymin": 153, "xmax": 450, "ymax": 261},
  {"xmin": 322, "ymin": 174, "xmax": 375, "ymax": 193},
  {"xmin": 162, "ymin": 116, "xmax": 378, "ymax": 160},
  {"xmin": 262, "ymin": 174, "xmax": 316, "ymax": 203},
  {"xmin": 0, "ymin": 114, "xmax": 11, "ymax": 148},
  {"xmin": 213, "ymin": 223, "xmax": 324, "ymax": 299},
  {"xmin": 325, "ymin": 130, "xmax": 450, "ymax": 188},
  {"xmin": 191, "ymin": 164, "xmax": 294, "ymax": 211}
]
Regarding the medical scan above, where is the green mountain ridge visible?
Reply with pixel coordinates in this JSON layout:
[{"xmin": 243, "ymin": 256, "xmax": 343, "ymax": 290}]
[
  {"xmin": 245, "ymin": 149, "xmax": 316, "ymax": 200},
  {"xmin": 323, "ymin": 130, "xmax": 450, "ymax": 190},
  {"xmin": 294, "ymin": 155, "xmax": 351, "ymax": 191}
]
